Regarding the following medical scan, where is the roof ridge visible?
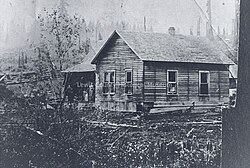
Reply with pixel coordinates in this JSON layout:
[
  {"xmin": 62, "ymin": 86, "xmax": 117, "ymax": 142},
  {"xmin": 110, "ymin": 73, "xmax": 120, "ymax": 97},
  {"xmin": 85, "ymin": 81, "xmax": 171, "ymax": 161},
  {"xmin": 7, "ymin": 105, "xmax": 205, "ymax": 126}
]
[
  {"xmin": 118, "ymin": 31, "xmax": 234, "ymax": 65},
  {"xmin": 91, "ymin": 30, "xmax": 234, "ymax": 65}
]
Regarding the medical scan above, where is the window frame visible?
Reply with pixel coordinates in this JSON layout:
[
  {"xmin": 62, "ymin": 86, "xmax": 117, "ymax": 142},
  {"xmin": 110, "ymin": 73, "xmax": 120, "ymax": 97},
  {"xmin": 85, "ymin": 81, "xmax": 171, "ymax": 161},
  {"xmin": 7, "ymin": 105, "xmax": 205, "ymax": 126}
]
[
  {"xmin": 167, "ymin": 70, "xmax": 178, "ymax": 95},
  {"xmin": 103, "ymin": 70, "xmax": 116, "ymax": 95},
  {"xmin": 109, "ymin": 70, "xmax": 116, "ymax": 95},
  {"xmin": 125, "ymin": 69, "xmax": 133, "ymax": 95},
  {"xmin": 103, "ymin": 72, "xmax": 109, "ymax": 95},
  {"xmin": 199, "ymin": 71, "xmax": 210, "ymax": 96}
]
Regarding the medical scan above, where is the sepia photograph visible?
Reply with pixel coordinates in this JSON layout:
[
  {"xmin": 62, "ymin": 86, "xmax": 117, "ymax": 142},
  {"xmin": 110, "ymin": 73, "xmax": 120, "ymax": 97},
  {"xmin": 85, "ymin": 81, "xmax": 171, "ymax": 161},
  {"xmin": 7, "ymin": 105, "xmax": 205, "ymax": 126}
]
[{"xmin": 0, "ymin": 0, "xmax": 249, "ymax": 167}]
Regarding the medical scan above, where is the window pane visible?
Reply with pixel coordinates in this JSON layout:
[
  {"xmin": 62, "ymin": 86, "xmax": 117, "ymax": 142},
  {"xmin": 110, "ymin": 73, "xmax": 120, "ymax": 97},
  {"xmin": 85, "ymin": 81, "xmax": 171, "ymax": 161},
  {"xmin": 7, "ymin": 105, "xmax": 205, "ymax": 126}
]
[
  {"xmin": 168, "ymin": 71, "xmax": 176, "ymax": 82},
  {"xmin": 110, "ymin": 72, "xmax": 115, "ymax": 82},
  {"xmin": 168, "ymin": 83, "xmax": 177, "ymax": 94},
  {"xmin": 126, "ymin": 71, "xmax": 132, "ymax": 82},
  {"xmin": 125, "ymin": 83, "xmax": 133, "ymax": 94},
  {"xmin": 200, "ymin": 84, "xmax": 209, "ymax": 94},
  {"xmin": 110, "ymin": 83, "xmax": 115, "ymax": 93},
  {"xmin": 103, "ymin": 83, "xmax": 109, "ymax": 94},
  {"xmin": 201, "ymin": 73, "xmax": 208, "ymax": 83},
  {"xmin": 104, "ymin": 72, "xmax": 109, "ymax": 82}
]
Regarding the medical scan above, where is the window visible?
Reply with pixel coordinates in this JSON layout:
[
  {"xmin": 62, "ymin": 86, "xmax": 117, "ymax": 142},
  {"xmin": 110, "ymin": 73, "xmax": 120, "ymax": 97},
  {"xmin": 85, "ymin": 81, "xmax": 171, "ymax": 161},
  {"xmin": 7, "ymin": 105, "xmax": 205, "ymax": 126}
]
[
  {"xmin": 103, "ymin": 72, "xmax": 109, "ymax": 94},
  {"xmin": 199, "ymin": 71, "xmax": 209, "ymax": 95},
  {"xmin": 103, "ymin": 71, "xmax": 116, "ymax": 95},
  {"xmin": 167, "ymin": 70, "xmax": 178, "ymax": 95},
  {"xmin": 125, "ymin": 70, "xmax": 133, "ymax": 95},
  {"xmin": 109, "ymin": 71, "xmax": 115, "ymax": 94}
]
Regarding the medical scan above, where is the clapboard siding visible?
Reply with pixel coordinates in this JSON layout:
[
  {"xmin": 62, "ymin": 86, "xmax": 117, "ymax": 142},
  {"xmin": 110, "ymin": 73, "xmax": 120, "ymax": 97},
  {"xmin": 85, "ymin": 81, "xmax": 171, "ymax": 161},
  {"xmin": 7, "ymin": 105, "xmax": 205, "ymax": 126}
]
[
  {"xmin": 178, "ymin": 69, "xmax": 189, "ymax": 102},
  {"xmin": 219, "ymin": 70, "xmax": 229, "ymax": 102},
  {"xmin": 143, "ymin": 62, "xmax": 230, "ymax": 105},
  {"xmin": 95, "ymin": 34, "xmax": 143, "ymax": 111},
  {"xmin": 144, "ymin": 63, "xmax": 166, "ymax": 102},
  {"xmin": 94, "ymin": 34, "xmax": 230, "ymax": 111}
]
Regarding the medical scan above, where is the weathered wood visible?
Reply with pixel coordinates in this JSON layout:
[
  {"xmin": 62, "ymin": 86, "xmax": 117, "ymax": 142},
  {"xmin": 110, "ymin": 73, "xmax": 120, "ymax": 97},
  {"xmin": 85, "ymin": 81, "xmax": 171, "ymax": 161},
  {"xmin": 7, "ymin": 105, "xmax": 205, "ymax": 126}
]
[
  {"xmin": 143, "ymin": 62, "xmax": 229, "ymax": 105},
  {"xmin": 218, "ymin": 70, "xmax": 221, "ymax": 100},
  {"xmin": 94, "ymin": 33, "xmax": 230, "ymax": 112},
  {"xmin": 85, "ymin": 120, "xmax": 140, "ymax": 129},
  {"xmin": 95, "ymin": 34, "xmax": 143, "ymax": 111}
]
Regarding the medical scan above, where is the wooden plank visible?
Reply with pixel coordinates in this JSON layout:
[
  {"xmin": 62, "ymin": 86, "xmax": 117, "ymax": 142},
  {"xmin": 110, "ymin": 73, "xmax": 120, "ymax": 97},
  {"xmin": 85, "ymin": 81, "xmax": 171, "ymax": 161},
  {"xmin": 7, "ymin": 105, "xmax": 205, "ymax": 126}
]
[{"xmin": 96, "ymin": 35, "xmax": 144, "ymax": 111}]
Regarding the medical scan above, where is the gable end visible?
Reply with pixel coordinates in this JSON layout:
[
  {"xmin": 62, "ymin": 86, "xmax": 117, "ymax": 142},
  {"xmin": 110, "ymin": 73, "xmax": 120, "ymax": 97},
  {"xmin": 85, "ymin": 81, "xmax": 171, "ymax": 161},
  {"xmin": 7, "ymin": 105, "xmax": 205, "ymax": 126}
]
[{"xmin": 91, "ymin": 30, "xmax": 142, "ymax": 64}]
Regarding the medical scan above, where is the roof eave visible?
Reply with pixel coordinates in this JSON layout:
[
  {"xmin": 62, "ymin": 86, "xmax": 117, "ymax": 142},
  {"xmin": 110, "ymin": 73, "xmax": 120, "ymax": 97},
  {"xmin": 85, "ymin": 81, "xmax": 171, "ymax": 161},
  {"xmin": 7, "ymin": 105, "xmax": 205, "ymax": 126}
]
[
  {"xmin": 62, "ymin": 69, "xmax": 95, "ymax": 73},
  {"xmin": 141, "ymin": 59, "xmax": 234, "ymax": 65}
]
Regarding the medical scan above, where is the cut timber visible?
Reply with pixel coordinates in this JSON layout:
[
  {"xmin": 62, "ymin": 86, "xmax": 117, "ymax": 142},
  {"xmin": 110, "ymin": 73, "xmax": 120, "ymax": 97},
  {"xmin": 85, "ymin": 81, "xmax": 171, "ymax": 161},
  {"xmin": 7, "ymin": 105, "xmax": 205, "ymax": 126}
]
[
  {"xmin": 150, "ymin": 107, "xmax": 189, "ymax": 114},
  {"xmin": 165, "ymin": 121, "xmax": 221, "ymax": 126},
  {"xmin": 150, "ymin": 105, "xmax": 223, "ymax": 114},
  {"xmin": 84, "ymin": 120, "xmax": 140, "ymax": 129}
]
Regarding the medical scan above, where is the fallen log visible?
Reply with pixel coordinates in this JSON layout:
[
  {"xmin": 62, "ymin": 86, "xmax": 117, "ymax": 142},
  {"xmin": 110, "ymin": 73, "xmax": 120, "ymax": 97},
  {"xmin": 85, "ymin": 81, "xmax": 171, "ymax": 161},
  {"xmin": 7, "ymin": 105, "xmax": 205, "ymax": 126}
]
[
  {"xmin": 83, "ymin": 119, "xmax": 140, "ymax": 129},
  {"xmin": 165, "ymin": 120, "xmax": 222, "ymax": 127}
]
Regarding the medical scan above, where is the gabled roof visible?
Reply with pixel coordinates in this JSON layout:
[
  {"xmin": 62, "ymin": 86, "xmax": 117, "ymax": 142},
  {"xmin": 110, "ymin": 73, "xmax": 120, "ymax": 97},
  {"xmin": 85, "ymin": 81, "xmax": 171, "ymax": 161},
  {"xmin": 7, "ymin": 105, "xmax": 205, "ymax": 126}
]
[
  {"xmin": 62, "ymin": 47, "xmax": 96, "ymax": 73},
  {"xmin": 62, "ymin": 63, "xmax": 95, "ymax": 73},
  {"xmin": 91, "ymin": 30, "xmax": 234, "ymax": 65}
]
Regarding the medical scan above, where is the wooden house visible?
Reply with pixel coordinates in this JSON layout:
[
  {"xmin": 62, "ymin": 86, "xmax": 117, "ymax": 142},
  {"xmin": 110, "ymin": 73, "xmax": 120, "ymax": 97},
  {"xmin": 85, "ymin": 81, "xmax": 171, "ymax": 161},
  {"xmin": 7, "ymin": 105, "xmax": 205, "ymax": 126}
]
[{"xmin": 91, "ymin": 30, "xmax": 234, "ymax": 112}]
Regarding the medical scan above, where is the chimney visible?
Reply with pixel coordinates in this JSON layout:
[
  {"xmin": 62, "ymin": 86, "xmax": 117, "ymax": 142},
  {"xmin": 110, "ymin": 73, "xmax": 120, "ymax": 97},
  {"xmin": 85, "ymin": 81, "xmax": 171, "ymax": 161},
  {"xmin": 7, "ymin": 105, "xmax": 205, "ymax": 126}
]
[{"xmin": 168, "ymin": 27, "xmax": 175, "ymax": 36}]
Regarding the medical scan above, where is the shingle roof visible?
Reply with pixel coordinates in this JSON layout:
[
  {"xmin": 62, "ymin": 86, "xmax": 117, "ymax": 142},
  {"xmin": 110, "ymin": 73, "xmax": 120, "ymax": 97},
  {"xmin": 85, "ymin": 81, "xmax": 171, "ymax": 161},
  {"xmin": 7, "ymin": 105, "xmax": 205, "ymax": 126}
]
[
  {"xmin": 62, "ymin": 63, "xmax": 95, "ymax": 73},
  {"xmin": 62, "ymin": 48, "xmax": 96, "ymax": 73},
  {"xmin": 92, "ymin": 30, "xmax": 234, "ymax": 65},
  {"xmin": 119, "ymin": 31, "xmax": 234, "ymax": 64}
]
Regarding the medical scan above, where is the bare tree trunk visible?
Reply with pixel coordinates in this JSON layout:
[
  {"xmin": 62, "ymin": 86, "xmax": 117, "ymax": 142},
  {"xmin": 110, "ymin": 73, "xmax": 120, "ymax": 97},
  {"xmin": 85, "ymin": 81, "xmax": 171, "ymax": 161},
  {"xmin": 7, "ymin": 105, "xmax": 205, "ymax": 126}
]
[
  {"xmin": 223, "ymin": 1, "xmax": 250, "ymax": 167},
  {"xmin": 235, "ymin": 0, "xmax": 250, "ymax": 167}
]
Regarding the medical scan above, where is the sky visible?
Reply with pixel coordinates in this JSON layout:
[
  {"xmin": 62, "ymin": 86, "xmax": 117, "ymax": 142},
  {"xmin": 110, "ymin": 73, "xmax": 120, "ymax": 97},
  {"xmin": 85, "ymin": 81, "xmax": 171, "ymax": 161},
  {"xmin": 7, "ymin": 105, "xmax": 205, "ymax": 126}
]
[
  {"xmin": 38, "ymin": 0, "xmax": 236, "ymax": 33},
  {"xmin": 0, "ymin": 0, "xmax": 236, "ymax": 50}
]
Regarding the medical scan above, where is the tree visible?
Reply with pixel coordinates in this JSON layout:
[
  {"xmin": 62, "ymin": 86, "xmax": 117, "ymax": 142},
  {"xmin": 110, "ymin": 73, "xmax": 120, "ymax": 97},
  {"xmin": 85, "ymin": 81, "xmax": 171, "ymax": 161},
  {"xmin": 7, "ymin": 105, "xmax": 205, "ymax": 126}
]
[
  {"xmin": 98, "ymin": 32, "xmax": 103, "ymax": 41},
  {"xmin": 232, "ymin": 0, "xmax": 250, "ymax": 167},
  {"xmin": 190, "ymin": 26, "xmax": 193, "ymax": 35},
  {"xmin": 38, "ymin": 0, "xmax": 90, "ymax": 71},
  {"xmin": 217, "ymin": 26, "xmax": 220, "ymax": 36},
  {"xmin": 87, "ymin": 21, "xmax": 95, "ymax": 35},
  {"xmin": 24, "ymin": 53, "xmax": 28, "ymax": 64},
  {"xmin": 222, "ymin": 1, "xmax": 250, "ymax": 167},
  {"xmin": 149, "ymin": 25, "xmax": 154, "ymax": 33}
]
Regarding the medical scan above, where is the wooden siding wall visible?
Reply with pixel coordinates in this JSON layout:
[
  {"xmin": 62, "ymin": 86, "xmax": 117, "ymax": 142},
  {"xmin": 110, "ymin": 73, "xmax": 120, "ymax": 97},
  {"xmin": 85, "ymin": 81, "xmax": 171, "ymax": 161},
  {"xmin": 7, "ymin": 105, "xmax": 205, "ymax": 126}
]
[
  {"xmin": 144, "ymin": 62, "xmax": 229, "ymax": 105},
  {"xmin": 95, "ymin": 34, "xmax": 143, "ymax": 112}
]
